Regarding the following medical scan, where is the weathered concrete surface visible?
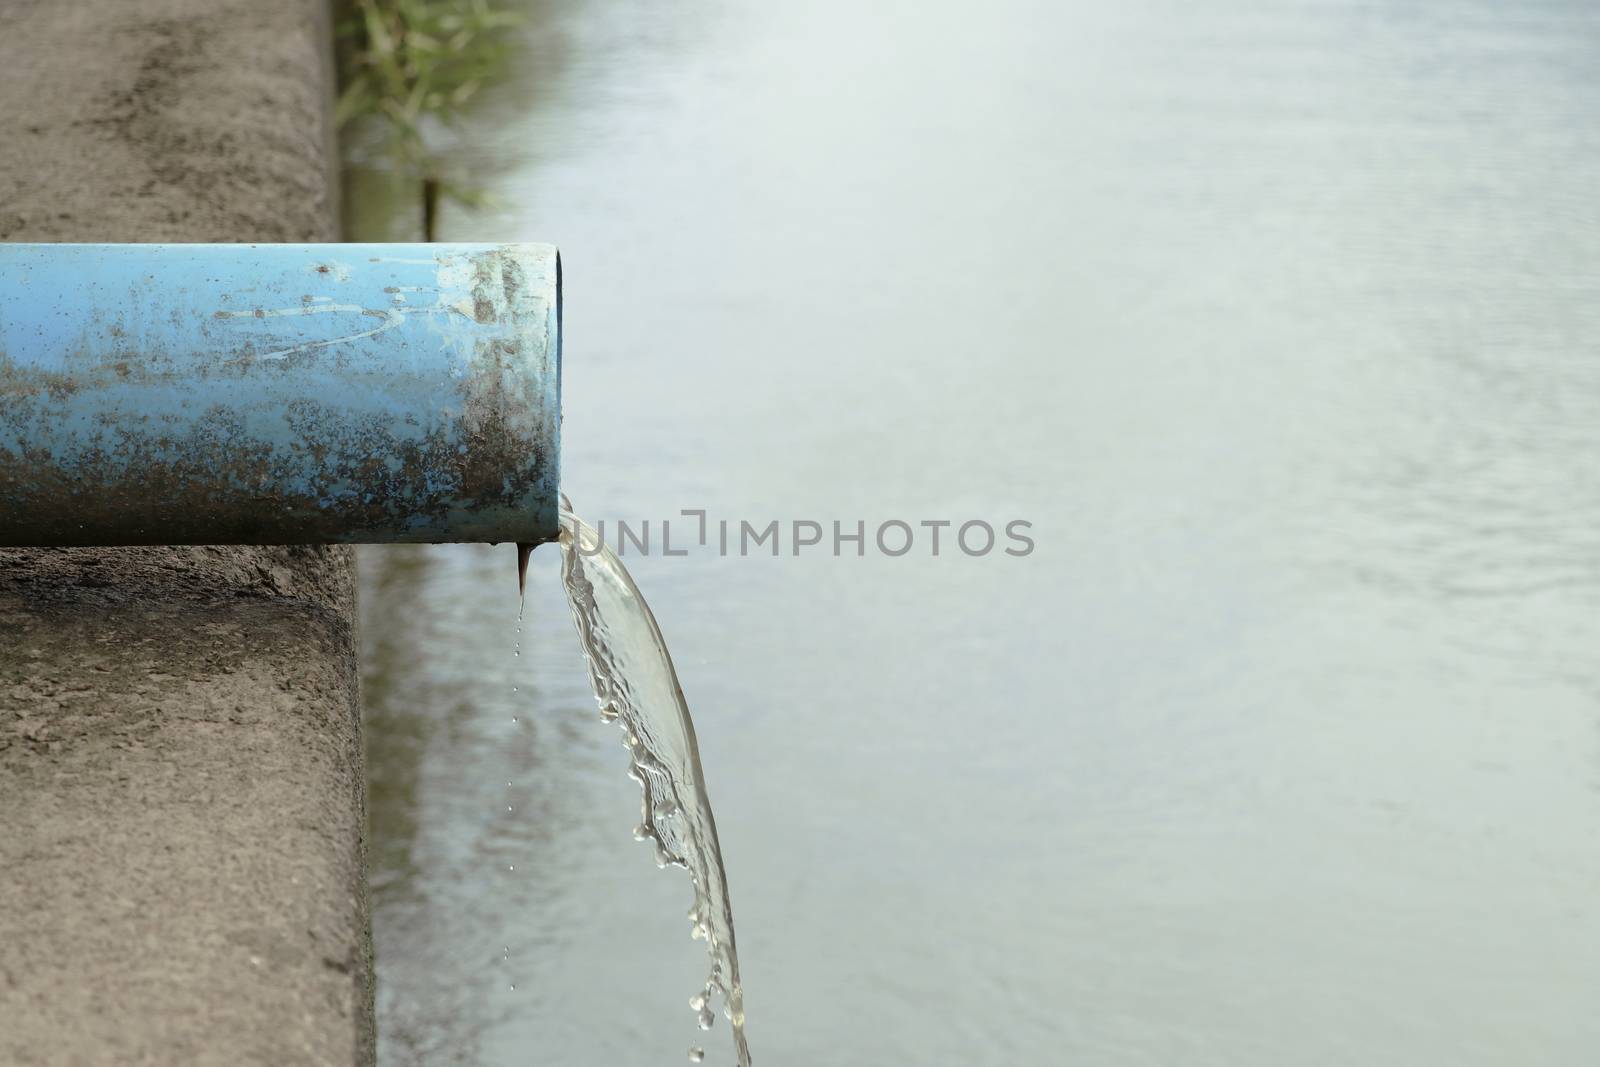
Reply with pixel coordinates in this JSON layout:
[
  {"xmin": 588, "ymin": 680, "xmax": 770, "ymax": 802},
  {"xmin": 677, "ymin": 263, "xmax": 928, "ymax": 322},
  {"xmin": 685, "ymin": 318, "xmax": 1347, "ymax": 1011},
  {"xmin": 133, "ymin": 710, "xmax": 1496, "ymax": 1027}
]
[{"xmin": 0, "ymin": 3, "xmax": 374, "ymax": 1064}]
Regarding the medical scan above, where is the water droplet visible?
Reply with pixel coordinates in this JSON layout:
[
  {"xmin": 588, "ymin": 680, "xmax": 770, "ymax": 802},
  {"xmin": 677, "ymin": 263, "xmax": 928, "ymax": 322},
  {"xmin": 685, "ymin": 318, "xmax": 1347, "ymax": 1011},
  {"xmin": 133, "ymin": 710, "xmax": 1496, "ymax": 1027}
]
[
  {"xmin": 654, "ymin": 844, "xmax": 673, "ymax": 868},
  {"xmin": 599, "ymin": 702, "xmax": 620, "ymax": 722},
  {"xmin": 632, "ymin": 824, "xmax": 650, "ymax": 841},
  {"xmin": 509, "ymin": 983, "xmax": 516, "ymax": 992},
  {"xmin": 511, "ymin": 686, "xmax": 518, "ymax": 693},
  {"xmin": 513, "ymin": 649, "xmax": 520, "ymax": 657},
  {"xmin": 511, "ymin": 716, "xmax": 519, "ymax": 725},
  {"xmin": 686, "ymin": 1049, "xmax": 703, "ymax": 1064},
  {"xmin": 508, "ymin": 864, "xmax": 515, "ymax": 872},
  {"xmin": 689, "ymin": 993, "xmax": 707, "ymax": 1011},
  {"xmin": 506, "ymin": 805, "xmax": 513, "ymax": 813},
  {"xmin": 697, "ymin": 1004, "xmax": 715, "ymax": 1030}
]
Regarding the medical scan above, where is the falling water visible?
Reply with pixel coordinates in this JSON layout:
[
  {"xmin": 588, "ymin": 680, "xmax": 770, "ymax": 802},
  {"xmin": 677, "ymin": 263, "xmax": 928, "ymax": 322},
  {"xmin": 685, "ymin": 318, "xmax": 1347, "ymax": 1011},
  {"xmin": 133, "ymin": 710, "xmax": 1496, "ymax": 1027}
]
[{"xmin": 552, "ymin": 497, "xmax": 752, "ymax": 1067}]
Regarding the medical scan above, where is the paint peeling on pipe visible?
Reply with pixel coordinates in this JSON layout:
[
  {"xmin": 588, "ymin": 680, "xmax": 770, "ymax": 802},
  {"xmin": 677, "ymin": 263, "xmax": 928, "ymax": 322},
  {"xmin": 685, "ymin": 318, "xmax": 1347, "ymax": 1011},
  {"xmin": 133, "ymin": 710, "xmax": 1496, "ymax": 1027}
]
[{"xmin": 0, "ymin": 243, "xmax": 561, "ymax": 546}]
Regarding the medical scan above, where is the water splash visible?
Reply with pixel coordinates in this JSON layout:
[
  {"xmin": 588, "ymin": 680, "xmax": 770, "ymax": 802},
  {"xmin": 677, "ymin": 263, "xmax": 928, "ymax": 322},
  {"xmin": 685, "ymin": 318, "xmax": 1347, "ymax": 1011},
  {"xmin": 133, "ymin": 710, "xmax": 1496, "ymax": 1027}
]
[{"xmin": 556, "ymin": 497, "xmax": 752, "ymax": 1067}]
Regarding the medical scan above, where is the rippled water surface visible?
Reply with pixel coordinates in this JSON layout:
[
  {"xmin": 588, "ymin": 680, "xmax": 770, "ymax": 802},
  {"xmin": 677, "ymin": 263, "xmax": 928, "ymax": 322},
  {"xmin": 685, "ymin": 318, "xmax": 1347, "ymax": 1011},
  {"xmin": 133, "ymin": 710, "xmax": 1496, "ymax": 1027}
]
[{"xmin": 359, "ymin": 1, "xmax": 1600, "ymax": 1063}]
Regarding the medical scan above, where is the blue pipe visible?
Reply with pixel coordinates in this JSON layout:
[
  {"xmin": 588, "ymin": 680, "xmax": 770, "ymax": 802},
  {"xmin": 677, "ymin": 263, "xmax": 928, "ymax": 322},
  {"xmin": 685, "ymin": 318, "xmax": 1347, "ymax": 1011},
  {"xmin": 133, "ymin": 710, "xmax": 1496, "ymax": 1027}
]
[{"xmin": 0, "ymin": 243, "xmax": 560, "ymax": 545}]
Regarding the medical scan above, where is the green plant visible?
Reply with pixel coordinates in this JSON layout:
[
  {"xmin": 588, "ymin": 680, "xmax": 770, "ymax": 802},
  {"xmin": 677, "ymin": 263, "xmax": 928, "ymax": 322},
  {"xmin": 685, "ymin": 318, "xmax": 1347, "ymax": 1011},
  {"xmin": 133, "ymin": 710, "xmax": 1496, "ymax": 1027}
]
[{"xmin": 334, "ymin": 0, "xmax": 521, "ymax": 234}]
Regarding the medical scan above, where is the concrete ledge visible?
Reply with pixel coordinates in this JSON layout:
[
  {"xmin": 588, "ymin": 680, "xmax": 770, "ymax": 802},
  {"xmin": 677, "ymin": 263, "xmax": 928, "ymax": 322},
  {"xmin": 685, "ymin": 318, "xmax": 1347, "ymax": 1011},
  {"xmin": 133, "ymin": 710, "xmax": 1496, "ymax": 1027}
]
[{"xmin": 0, "ymin": 3, "xmax": 373, "ymax": 1064}]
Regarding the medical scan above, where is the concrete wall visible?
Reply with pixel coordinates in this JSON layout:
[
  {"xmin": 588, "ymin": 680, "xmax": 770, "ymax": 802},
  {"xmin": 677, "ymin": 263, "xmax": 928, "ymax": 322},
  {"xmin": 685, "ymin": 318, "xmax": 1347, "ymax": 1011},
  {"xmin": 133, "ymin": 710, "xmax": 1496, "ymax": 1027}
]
[{"xmin": 0, "ymin": 3, "xmax": 374, "ymax": 1064}]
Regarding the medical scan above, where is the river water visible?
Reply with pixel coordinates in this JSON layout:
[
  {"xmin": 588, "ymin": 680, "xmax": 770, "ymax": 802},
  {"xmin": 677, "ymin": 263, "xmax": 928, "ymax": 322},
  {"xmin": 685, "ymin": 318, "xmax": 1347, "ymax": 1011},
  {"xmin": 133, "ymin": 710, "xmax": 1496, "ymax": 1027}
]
[{"xmin": 357, "ymin": 1, "xmax": 1600, "ymax": 1064}]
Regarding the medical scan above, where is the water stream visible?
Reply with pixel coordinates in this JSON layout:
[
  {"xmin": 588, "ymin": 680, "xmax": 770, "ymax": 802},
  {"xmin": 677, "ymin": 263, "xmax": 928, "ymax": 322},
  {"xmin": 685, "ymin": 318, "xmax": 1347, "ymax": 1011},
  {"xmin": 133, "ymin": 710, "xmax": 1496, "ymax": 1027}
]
[{"xmin": 549, "ymin": 498, "xmax": 750, "ymax": 1067}]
